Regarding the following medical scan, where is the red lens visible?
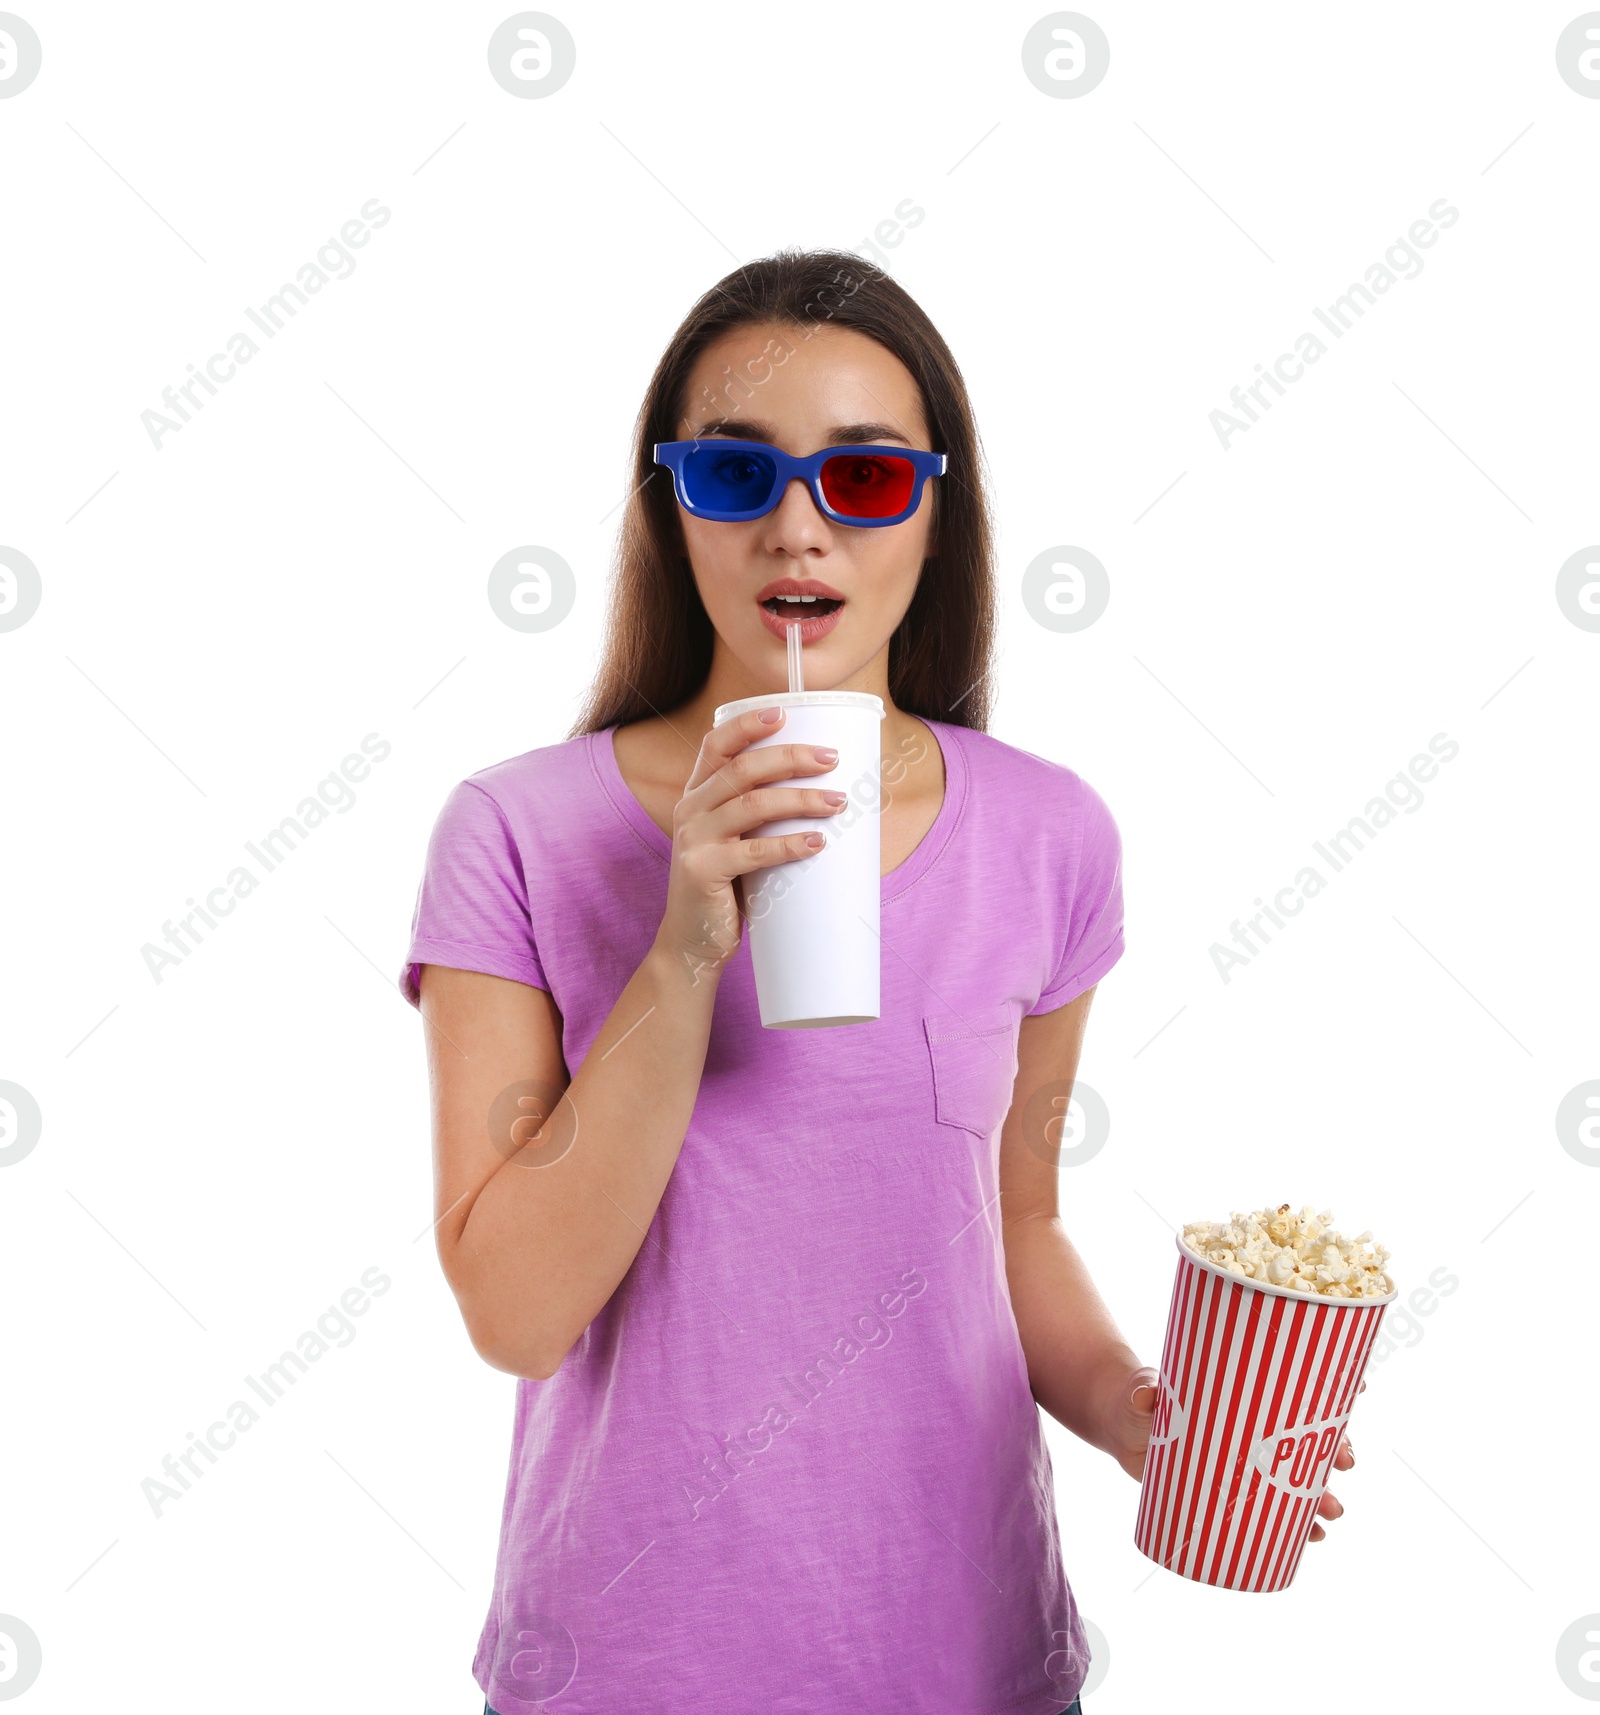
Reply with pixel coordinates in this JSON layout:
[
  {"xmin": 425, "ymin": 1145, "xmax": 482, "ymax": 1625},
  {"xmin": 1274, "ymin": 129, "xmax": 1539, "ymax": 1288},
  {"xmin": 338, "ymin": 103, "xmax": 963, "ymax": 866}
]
[{"xmin": 819, "ymin": 452, "xmax": 916, "ymax": 519}]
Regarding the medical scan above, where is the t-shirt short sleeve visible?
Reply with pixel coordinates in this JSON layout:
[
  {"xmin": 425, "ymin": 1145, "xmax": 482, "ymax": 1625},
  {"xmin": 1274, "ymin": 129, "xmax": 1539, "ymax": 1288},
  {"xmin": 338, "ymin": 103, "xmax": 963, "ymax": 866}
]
[
  {"xmin": 1026, "ymin": 771, "xmax": 1125, "ymax": 1016},
  {"xmin": 398, "ymin": 779, "xmax": 549, "ymax": 1009}
]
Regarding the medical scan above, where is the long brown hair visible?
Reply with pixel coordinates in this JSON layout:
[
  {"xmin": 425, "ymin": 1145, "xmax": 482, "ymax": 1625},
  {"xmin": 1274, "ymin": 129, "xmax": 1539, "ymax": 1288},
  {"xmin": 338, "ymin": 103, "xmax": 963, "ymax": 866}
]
[{"xmin": 568, "ymin": 249, "xmax": 996, "ymax": 738}]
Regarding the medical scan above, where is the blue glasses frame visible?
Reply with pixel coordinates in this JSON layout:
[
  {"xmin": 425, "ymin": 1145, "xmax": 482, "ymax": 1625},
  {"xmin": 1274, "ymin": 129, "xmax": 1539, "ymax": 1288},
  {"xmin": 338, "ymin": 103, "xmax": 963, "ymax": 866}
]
[{"xmin": 653, "ymin": 438, "xmax": 947, "ymax": 527}]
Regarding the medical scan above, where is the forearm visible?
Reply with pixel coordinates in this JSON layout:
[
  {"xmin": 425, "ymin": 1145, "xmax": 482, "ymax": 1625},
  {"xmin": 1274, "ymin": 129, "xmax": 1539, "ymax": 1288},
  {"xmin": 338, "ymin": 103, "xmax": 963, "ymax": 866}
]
[
  {"xmin": 456, "ymin": 938, "xmax": 721, "ymax": 1376},
  {"xmin": 1002, "ymin": 1211, "xmax": 1143, "ymax": 1454}
]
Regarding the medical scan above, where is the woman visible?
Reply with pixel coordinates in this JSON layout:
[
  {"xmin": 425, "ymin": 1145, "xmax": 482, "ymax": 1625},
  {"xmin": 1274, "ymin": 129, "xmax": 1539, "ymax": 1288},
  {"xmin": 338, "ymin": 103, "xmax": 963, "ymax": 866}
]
[{"xmin": 399, "ymin": 249, "xmax": 1350, "ymax": 1713}]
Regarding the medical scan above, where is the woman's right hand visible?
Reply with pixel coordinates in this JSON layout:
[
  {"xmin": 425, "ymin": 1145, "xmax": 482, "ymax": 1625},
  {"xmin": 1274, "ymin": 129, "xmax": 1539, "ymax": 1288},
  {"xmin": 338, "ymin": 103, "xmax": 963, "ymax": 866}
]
[{"xmin": 654, "ymin": 706, "xmax": 848, "ymax": 988}]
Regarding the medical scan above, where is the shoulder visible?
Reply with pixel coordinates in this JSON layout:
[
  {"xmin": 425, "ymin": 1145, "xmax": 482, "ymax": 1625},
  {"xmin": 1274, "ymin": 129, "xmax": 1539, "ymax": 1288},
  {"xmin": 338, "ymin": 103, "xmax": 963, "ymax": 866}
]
[
  {"xmin": 415, "ymin": 733, "xmax": 604, "ymax": 871},
  {"xmin": 446, "ymin": 730, "xmax": 601, "ymax": 819},
  {"xmin": 463, "ymin": 729, "xmax": 599, "ymax": 795},
  {"xmin": 933, "ymin": 721, "xmax": 1119, "ymax": 849}
]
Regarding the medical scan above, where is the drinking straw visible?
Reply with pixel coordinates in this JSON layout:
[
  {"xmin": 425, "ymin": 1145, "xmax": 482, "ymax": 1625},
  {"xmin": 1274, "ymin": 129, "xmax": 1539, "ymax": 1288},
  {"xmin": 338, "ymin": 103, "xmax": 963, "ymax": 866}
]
[{"xmin": 786, "ymin": 619, "xmax": 804, "ymax": 693}]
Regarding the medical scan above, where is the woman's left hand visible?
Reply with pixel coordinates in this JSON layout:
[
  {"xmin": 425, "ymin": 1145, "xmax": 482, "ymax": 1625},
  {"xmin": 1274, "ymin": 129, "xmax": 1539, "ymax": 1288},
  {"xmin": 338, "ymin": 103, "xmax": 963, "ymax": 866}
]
[
  {"xmin": 1307, "ymin": 1380, "xmax": 1363, "ymax": 1542},
  {"xmin": 1104, "ymin": 1363, "xmax": 1161, "ymax": 1482},
  {"xmin": 1108, "ymin": 1364, "xmax": 1363, "ymax": 1543},
  {"xmin": 1307, "ymin": 1442, "xmax": 1351, "ymax": 1539}
]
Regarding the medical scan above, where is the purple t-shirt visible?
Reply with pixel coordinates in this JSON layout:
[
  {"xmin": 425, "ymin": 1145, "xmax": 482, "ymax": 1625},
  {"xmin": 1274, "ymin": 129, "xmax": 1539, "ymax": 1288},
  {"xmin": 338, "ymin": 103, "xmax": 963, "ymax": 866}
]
[{"xmin": 399, "ymin": 718, "xmax": 1125, "ymax": 1714}]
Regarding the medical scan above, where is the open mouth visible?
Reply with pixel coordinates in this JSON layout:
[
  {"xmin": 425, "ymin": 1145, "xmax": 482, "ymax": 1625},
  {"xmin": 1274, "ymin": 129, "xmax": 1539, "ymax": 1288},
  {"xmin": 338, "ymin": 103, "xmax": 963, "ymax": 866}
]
[{"xmin": 761, "ymin": 595, "xmax": 844, "ymax": 617}]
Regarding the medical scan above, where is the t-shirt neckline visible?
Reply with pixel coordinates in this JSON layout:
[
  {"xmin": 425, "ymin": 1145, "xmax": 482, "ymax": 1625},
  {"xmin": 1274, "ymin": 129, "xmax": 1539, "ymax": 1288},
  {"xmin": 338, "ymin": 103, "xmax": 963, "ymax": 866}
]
[{"xmin": 589, "ymin": 715, "xmax": 967, "ymax": 901}]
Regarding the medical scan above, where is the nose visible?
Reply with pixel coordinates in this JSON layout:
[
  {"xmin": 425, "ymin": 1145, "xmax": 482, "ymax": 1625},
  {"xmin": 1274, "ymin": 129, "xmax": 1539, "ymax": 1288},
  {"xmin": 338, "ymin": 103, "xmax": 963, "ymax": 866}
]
[{"xmin": 760, "ymin": 475, "xmax": 832, "ymax": 552}]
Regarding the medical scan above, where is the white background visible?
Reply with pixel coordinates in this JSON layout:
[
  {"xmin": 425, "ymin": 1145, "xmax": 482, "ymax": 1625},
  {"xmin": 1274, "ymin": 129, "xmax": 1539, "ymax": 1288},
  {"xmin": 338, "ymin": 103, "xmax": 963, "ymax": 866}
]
[{"xmin": 2, "ymin": 2, "xmax": 1597, "ymax": 1709}]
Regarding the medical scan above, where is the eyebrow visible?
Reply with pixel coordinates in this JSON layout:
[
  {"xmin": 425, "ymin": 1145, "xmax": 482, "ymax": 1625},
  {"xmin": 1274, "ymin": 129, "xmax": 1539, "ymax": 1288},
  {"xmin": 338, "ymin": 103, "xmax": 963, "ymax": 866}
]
[{"xmin": 691, "ymin": 418, "xmax": 915, "ymax": 448}]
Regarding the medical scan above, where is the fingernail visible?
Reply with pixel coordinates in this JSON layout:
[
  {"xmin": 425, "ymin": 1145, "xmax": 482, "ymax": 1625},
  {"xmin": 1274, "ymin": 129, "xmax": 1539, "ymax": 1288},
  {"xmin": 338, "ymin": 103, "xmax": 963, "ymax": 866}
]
[
  {"xmin": 758, "ymin": 707, "xmax": 782, "ymax": 723},
  {"xmin": 822, "ymin": 790, "xmax": 847, "ymax": 804},
  {"xmin": 812, "ymin": 746, "xmax": 838, "ymax": 763}
]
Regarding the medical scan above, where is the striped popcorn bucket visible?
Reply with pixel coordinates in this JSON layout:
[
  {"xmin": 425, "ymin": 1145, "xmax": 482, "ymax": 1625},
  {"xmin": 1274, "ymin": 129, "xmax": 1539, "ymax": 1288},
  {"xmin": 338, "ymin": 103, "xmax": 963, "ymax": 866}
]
[{"xmin": 1134, "ymin": 1230, "xmax": 1395, "ymax": 1591}]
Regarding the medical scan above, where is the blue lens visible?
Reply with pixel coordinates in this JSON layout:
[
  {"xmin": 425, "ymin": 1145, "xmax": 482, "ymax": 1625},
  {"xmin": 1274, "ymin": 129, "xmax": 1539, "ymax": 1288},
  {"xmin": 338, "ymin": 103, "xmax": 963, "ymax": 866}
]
[{"xmin": 681, "ymin": 445, "xmax": 777, "ymax": 514}]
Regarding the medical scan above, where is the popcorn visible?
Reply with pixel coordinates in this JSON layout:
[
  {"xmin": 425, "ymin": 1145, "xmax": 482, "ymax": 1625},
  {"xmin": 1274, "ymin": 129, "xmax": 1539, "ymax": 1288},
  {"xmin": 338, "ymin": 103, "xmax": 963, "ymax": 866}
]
[
  {"xmin": 1180, "ymin": 1204, "xmax": 1393, "ymax": 1299},
  {"xmin": 1264, "ymin": 1251, "xmax": 1297, "ymax": 1287}
]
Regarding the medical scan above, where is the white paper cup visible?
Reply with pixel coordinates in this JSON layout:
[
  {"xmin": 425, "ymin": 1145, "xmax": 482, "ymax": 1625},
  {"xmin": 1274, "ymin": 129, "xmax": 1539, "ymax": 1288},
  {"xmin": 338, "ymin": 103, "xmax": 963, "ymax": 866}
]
[
  {"xmin": 1134, "ymin": 1230, "xmax": 1396, "ymax": 1591},
  {"xmin": 711, "ymin": 691, "xmax": 886, "ymax": 1029}
]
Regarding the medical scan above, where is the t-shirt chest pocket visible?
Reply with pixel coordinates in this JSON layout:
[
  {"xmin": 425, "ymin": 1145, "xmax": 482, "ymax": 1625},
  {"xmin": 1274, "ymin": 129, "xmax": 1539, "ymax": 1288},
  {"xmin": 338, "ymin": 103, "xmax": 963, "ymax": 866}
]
[{"xmin": 921, "ymin": 1004, "xmax": 1018, "ymax": 1140}]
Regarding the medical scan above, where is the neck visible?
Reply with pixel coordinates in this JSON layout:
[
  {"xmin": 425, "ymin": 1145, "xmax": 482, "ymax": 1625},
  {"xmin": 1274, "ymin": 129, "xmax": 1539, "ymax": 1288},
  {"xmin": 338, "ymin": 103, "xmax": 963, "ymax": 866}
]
[{"xmin": 665, "ymin": 638, "xmax": 922, "ymax": 758}]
